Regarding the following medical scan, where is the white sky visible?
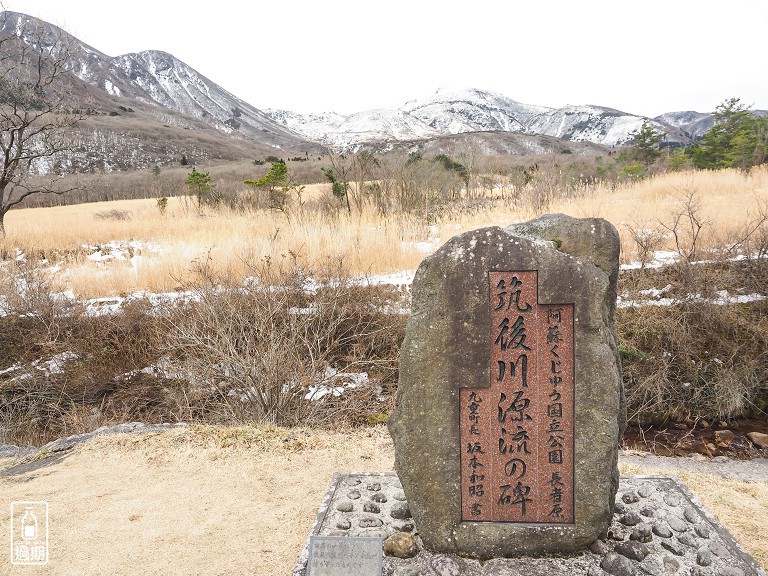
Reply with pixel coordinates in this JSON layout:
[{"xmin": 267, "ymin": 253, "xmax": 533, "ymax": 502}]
[{"xmin": 8, "ymin": 0, "xmax": 768, "ymax": 117}]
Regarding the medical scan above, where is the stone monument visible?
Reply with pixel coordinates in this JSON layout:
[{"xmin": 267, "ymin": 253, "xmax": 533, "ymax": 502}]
[
  {"xmin": 388, "ymin": 214, "xmax": 626, "ymax": 558},
  {"xmin": 295, "ymin": 214, "xmax": 765, "ymax": 575}
]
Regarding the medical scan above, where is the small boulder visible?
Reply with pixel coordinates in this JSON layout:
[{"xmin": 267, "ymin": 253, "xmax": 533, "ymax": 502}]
[
  {"xmin": 715, "ymin": 429, "xmax": 736, "ymax": 449},
  {"xmin": 622, "ymin": 492, "xmax": 640, "ymax": 504},
  {"xmin": 620, "ymin": 511, "xmax": 642, "ymax": 526},
  {"xmin": 747, "ymin": 431, "xmax": 768, "ymax": 449},
  {"xmin": 335, "ymin": 500, "xmax": 354, "ymax": 512},
  {"xmin": 629, "ymin": 523, "xmax": 652, "ymax": 544},
  {"xmin": 358, "ymin": 517, "xmax": 383, "ymax": 528},
  {"xmin": 615, "ymin": 540, "xmax": 649, "ymax": 561},
  {"xmin": 601, "ymin": 552, "xmax": 637, "ymax": 576},
  {"xmin": 384, "ymin": 532, "xmax": 419, "ymax": 559},
  {"xmin": 390, "ymin": 502, "xmax": 412, "ymax": 520},
  {"xmin": 697, "ymin": 547, "xmax": 713, "ymax": 566}
]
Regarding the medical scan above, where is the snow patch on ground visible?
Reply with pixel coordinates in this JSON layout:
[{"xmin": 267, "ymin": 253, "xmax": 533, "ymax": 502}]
[
  {"xmin": 618, "ymin": 290, "xmax": 767, "ymax": 309},
  {"xmin": 305, "ymin": 366, "xmax": 370, "ymax": 401},
  {"xmin": 1, "ymin": 351, "xmax": 80, "ymax": 383}
]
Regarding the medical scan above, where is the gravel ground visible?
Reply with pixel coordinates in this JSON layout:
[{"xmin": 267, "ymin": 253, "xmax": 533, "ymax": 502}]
[{"xmin": 619, "ymin": 451, "xmax": 768, "ymax": 482}]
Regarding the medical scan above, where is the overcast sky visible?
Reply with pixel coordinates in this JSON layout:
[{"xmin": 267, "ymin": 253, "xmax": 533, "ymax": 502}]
[{"xmin": 8, "ymin": 1, "xmax": 768, "ymax": 117}]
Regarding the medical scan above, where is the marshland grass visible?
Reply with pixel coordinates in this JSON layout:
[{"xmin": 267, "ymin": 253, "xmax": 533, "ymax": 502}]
[{"xmin": 2, "ymin": 166, "xmax": 766, "ymax": 298}]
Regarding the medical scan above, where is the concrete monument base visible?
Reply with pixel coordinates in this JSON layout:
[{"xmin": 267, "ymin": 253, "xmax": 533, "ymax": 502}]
[{"xmin": 292, "ymin": 472, "xmax": 766, "ymax": 576}]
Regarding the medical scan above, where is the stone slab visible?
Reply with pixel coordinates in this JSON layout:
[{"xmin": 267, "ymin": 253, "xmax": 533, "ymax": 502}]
[
  {"xmin": 307, "ymin": 535, "xmax": 382, "ymax": 575},
  {"xmin": 292, "ymin": 472, "xmax": 767, "ymax": 576}
]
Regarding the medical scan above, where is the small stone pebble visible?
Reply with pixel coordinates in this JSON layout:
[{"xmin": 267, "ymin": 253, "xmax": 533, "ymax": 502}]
[
  {"xmin": 622, "ymin": 492, "xmax": 640, "ymax": 504},
  {"xmin": 694, "ymin": 523, "xmax": 711, "ymax": 539},
  {"xmin": 638, "ymin": 484, "xmax": 654, "ymax": 498},
  {"xmin": 608, "ymin": 526, "xmax": 626, "ymax": 541},
  {"xmin": 366, "ymin": 482, "xmax": 382, "ymax": 492},
  {"xmin": 336, "ymin": 519, "xmax": 351, "ymax": 530},
  {"xmin": 392, "ymin": 520, "xmax": 414, "ymax": 533},
  {"xmin": 677, "ymin": 532, "xmax": 698, "ymax": 548},
  {"xmin": 393, "ymin": 490, "xmax": 407, "ymax": 501},
  {"xmin": 358, "ymin": 517, "xmax": 383, "ymax": 528},
  {"xmin": 590, "ymin": 539, "xmax": 611, "ymax": 555},
  {"xmin": 347, "ymin": 489, "xmax": 361, "ymax": 500},
  {"xmin": 630, "ymin": 523, "xmax": 652, "ymax": 544},
  {"xmin": 697, "ymin": 547, "xmax": 713, "ymax": 566},
  {"xmin": 661, "ymin": 539, "xmax": 686, "ymax": 556},
  {"xmin": 371, "ymin": 492, "xmax": 388, "ymax": 503},
  {"xmin": 613, "ymin": 501, "xmax": 626, "ymax": 515},
  {"xmin": 600, "ymin": 552, "xmax": 636, "ymax": 576},
  {"xmin": 667, "ymin": 516, "xmax": 688, "ymax": 533},
  {"xmin": 640, "ymin": 556, "xmax": 666, "ymax": 576},
  {"xmin": 615, "ymin": 540, "xmax": 649, "ymax": 561},
  {"xmin": 394, "ymin": 568, "xmax": 421, "ymax": 576},
  {"xmin": 383, "ymin": 532, "xmax": 419, "ymax": 559},
  {"xmin": 709, "ymin": 540, "xmax": 731, "ymax": 558},
  {"xmin": 683, "ymin": 507, "xmax": 699, "ymax": 523},
  {"xmin": 345, "ymin": 477, "xmax": 361, "ymax": 486},
  {"xmin": 363, "ymin": 501, "xmax": 381, "ymax": 513},
  {"xmin": 639, "ymin": 506, "xmax": 657, "ymax": 518},
  {"xmin": 691, "ymin": 568, "xmax": 708, "ymax": 576},
  {"xmin": 390, "ymin": 502, "xmax": 412, "ymax": 520},
  {"xmin": 620, "ymin": 511, "xmax": 642, "ymax": 526},
  {"xmin": 652, "ymin": 524, "xmax": 673, "ymax": 538},
  {"xmin": 430, "ymin": 555, "xmax": 463, "ymax": 576},
  {"xmin": 664, "ymin": 493, "xmax": 681, "ymax": 507},
  {"xmin": 663, "ymin": 556, "xmax": 680, "ymax": 572},
  {"xmin": 336, "ymin": 500, "xmax": 354, "ymax": 512}
]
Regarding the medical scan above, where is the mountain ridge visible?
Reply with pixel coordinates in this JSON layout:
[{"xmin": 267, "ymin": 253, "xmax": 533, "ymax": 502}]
[
  {"xmin": 2, "ymin": 10, "xmax": 760, "ymax": 170},
  {"xmin": 265, "ymin": 88, "xmax": 702, "ymax": 150}
]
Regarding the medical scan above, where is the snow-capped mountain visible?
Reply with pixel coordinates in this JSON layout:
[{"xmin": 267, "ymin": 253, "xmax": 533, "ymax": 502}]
[
  {"xmin": 402, "ymin": 87, "xmax": 551, "ymax": 134},
  {"xmin": 0, "ymin": 11, "xmax": 308, "ymax": 150},
  {"xmin": 527, "ymin": 105, "xmax": 654, "ymax": 146},
  {"xmin": 264, "ymin": 108, "xmax": 441, "ymax": 147},
  {"xmin": 265, "ymin": 88, "xmax": 693, "ymax": 149},
  {"xmin": 654, "ymin": 111, "xmax": 714, "ymax": 140}
]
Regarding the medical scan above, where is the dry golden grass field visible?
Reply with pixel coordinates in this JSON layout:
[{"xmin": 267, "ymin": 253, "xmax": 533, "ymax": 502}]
[
  {"xmin": 0, "ymin": 426, "xmax": 765, "ymax": 576},
  {"xmin": 2, "ymin": 167, "xmax": 766, "ymax": 298}
]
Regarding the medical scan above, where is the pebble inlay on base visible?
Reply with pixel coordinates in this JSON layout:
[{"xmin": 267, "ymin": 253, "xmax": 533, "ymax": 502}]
[{"xmin": 293, "ymin": 473, "xmax": 766, "ymax": 576}]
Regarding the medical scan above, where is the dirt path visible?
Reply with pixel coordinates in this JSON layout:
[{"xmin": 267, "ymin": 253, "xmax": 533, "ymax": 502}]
[{"xmin": 1, "ymin": 426, "xmax": 765, "ymax": 575}]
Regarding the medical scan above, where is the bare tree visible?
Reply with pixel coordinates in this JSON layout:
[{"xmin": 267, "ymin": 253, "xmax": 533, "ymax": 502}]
[{"xmin": 0, "ymin": 11, "xmax": 83, "ymax": 235}]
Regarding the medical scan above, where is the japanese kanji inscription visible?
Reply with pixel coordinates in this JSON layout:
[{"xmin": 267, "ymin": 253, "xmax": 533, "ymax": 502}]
[{"xmin": 460, "ymin": 271, "xmax": 574, "ymax": 523}]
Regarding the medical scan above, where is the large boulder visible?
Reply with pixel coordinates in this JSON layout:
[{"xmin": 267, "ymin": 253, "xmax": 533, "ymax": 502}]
[{"xmin": 389, "ymin": 214, "xmax": 624, "ymax": 558}]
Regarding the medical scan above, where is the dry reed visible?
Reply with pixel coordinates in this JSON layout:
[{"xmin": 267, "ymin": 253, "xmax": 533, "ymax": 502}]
[{"xmin": 3, "ymin": 167, "xmax": 766, "ymax": 298}]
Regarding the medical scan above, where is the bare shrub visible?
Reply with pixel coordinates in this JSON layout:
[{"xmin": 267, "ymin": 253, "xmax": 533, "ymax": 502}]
[
  {"xmin": 0, "ymin": 289, "xmax": 176, "ymax": 445},
  {"xmin": 618, "ymin": 299, "xmax": 768, "ymax": 425},
  {"xmin": 95, "ymin": 209, "xmax": 133, "ymax": 221},
  {"xmin": 659, "ymin": 187, "xmax": 710, "ymax": 264},
  {"xmin": 0, "ymin": 261, "xmax": 73, "ymax": 348},
  {"xmin": 624, "ymin": 223, "xmax": 666, "ymax": 268},
  {"xmin": 158, "ymin": 254, "xmax": 404, "ymax": 427}
]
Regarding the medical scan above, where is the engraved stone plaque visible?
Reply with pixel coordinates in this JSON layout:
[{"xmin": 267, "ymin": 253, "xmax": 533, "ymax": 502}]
[
  {"xmin": 460, "ymin": 271, "xmax": 574, "ymax": 523},
  {"xmin": 307, "ymin": 536, "xmax": 382, "ymax": 576}
]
